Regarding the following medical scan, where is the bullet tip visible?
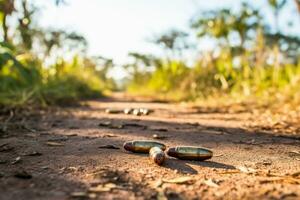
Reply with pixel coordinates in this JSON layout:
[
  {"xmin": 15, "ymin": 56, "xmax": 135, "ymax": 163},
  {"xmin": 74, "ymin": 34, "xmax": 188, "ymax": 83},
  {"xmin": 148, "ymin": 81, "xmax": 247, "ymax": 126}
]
[
  {"xmin": 123, "ymin": 142, "xmax": 133, "ymax": 151},
  {"xmin": 166, "ymin": 147, "xmax": 176, "ymax": 157}
]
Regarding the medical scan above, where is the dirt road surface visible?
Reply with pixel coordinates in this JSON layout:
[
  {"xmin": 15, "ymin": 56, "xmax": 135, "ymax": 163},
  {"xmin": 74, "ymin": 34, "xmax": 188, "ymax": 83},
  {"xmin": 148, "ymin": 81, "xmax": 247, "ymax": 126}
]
[{"xmin": 0, "ymin": 98, "xmax": 300, "ymax": 200}]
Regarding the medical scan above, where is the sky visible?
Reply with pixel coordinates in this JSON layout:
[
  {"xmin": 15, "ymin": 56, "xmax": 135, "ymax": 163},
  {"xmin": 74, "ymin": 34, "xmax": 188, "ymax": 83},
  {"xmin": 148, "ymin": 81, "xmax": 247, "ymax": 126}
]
[{"xmin": 32, "ymin": 0, "xmax": 299, "ymax": 78}]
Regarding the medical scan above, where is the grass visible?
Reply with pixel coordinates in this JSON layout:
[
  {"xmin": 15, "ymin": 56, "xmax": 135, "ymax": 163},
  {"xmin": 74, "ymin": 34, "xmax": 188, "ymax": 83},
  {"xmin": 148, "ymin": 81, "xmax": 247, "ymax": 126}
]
[
  {"xmin": 126, "ymin": 46, "xmax": 300, "ymax": 106},
  {"xmin": 0, "ymin": 46, "xmax": 113, "ymax": 108}
]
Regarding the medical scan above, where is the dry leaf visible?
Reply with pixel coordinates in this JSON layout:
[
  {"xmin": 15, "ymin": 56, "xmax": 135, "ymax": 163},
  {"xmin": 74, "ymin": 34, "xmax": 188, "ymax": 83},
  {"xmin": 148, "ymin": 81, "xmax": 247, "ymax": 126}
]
[
  {"xmin": 89, "ymin": 183, "xmax": 117, "ymax": 193},
  {"xmin": 289, "ymin": 150, "xmax": 300, "ymax": 156},
  {"xmin": 203, "ymin": 179, "xmax": 219, "ymax": 188},
  {"xmin": 22, "ymin": 151, "xmax": 42, "ymax": 156},
  {"xmin": 102, "ymin": 134, "xmax": 117, "ymax": 138},
  {"xmin": 98, "ymin": 121, "xmax": 112, "ymax": 127},
  {"xmin": 214, "ymin": 154, "xmax": 224, "ymax": 157},
  {"xmin": 290, "ymin": 171, "xmax": 300, "ymax": 178},
  {"xmin": 67, "ymin": 133, "xmax": 78, "ymax": 137},
  {"xmin": 217, "ymin": 170, "xmax": 240, "ymax": 175},
  {"xmin": 162, "ymin": 176, "xmax": 193, "ymax": 184},
  {"xmin": 152, "ymin": 179, "xmax": 163, "ymax": 188},
  {"xmin": 202, "ymin": 130, "xmax": 223, "ymax": 135},
  {"xmin": 237, "ymin": 166, "xmax": 257, "ymax": 174},
  {"xmin": 105, "ymin": 183, "xmax": 117, "ymax": 189},
  {"xmin": 22, "ymin": 125, "xmax": 37, "ymax": 133},
  {"xmin": 70, "ymin": 192, "xmax": 88, "ymax": 197},
  {"xmin": 46, "ymin": 142, "xmax": 64, "ymax": 146},
  {"xmin": 88, "ymin": 193, "xmax": 97, "ymax": 199},
  {"xmin": 259, "ymin": 177, "xmax": 300, "ymax": 185}
]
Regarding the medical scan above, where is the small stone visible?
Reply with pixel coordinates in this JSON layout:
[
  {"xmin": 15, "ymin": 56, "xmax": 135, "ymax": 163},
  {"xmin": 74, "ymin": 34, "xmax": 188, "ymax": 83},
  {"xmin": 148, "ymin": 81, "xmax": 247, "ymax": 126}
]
[{"xmin": 11, "ymin": 157, "xmax": 22, "ymax": 165}]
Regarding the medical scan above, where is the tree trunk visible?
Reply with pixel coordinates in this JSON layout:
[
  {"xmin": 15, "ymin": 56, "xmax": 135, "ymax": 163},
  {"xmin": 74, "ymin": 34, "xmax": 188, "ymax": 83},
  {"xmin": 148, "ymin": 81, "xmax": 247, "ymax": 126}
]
[
  {"xmin": 295, "ymin": 0, "xmax": 300, "ymax": 13},
  {"xmin": 2, "ymin": 14, "xmax": 9, "ymax": 42}
]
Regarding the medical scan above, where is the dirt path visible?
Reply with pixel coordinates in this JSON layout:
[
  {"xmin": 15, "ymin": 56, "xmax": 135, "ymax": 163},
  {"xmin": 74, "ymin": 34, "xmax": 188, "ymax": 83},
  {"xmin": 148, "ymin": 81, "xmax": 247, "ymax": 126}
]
[{"xmin": 0, "ymin": 98, "xmax": 300, "ymax": 200}]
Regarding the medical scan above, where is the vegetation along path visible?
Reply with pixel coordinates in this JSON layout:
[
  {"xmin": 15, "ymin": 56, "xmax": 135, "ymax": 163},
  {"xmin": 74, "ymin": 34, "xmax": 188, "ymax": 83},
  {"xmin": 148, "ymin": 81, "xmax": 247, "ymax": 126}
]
[{"xmin": 0, "ymin": 97, "xmax": 300, "ymax": 200}]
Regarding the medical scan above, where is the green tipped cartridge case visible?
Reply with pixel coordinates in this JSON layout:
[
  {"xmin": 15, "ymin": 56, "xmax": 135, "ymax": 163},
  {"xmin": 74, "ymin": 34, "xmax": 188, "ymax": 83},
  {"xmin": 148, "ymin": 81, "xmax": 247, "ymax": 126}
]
[
  {"xmin": 123, "ymin": 140, "xmax": 166, "ymax": 153},
  {"xmin": 149, "ymin": 147, "xmax": 165, "ymax": 165},
  {"xmin": 166, "ymin": 146, "xmax": 213, "ymax": 161}
]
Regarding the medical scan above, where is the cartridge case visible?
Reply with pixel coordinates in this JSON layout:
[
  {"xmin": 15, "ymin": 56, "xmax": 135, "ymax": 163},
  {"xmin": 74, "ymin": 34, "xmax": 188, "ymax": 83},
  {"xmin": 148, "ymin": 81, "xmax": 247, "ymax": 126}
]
[
  {"xmin": 132, "ymin": 109, "xmax": 141, "ymax": 116},
  {"xmin": 149, "ymin": 147, "xmax": 165, "ymax": 165},
  {"xmin": 124, "ymin": 108, "xmax": 133, "ymax": 114},
  {"xmin": 123, "ymin": 140, "xmax": 166, "ymax": 153},
  {"xmin": 140, "ymin": 108, "xmax": 150, "ymax": 115},
  {"xmin": 167, "ymin": 146, "xmax": 213, "ymax": 161},
  {"xmin": 105, "ymin": 108, "xmax": 122, "ymax": 114}
]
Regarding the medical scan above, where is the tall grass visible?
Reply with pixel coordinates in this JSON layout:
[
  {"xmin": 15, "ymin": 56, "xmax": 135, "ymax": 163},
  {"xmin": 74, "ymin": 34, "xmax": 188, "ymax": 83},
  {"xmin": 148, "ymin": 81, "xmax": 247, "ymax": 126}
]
[
  {"xmin": 126, "ymin": 36, "xmax": 300, "ymax": 105},
  {"xmin": 0, "ymin": 44, "xmax": 113, "ymax": 107}
]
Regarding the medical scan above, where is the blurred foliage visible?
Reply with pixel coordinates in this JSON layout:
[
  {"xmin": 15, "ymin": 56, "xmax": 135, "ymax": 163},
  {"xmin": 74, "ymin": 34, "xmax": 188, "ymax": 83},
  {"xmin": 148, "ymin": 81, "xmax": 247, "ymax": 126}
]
[
  {"xmin": 126, "ymin": 1, "xmax": 300, "ymax": 105},
  {"xmin": 1, "ymin": 0, "xmax": 300, "ymax": 108},
  {"xmin": 0, "ymin": 42, "xmax": 115, "ymax": 106},
  {"xmin": 0, "ymin": 0, "xmax": 115, "ymax": 108}
]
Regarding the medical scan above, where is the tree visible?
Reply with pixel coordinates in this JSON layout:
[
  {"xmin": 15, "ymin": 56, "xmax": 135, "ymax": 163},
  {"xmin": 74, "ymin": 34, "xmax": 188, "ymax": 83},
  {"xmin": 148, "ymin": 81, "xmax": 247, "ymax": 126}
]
[
  {"xmin": 18, "ymin": 0, "xmax": 36, "ymax": 50},
  {"xmin": 92, "ymin": 56, "xmax": 114, "ymax": 81},
  {"xmin": 191, "ymin": 3, "xmax": 262, "ymax": 52},
  {"xmin": 55, "ymin": 0, "xmax": 66, "ymax": 6},
  {"xmin": 295, "ymin": 0, "xmax": 300, "ymax": 13},
  {"xmin": 0, "ymin": 0, "xmax": 15, "ymax": 42},
  {"xmin": 267, "ymin": 0, "xmax": 287, "ymax": 33},
  {"xmin": 153, "ymin": 29, "xmax": 191, "ymax": 59}
]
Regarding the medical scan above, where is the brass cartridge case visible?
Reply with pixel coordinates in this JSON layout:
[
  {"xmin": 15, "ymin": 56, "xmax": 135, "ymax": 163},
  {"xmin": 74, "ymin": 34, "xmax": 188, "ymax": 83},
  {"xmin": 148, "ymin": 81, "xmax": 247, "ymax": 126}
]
[
  {"xmin": 105, "ymin": 108, "xmax": 122, "ymax": 114},
  {"xmin": 140, "ymin": 108, "xmax": 149, "ymax": 115},
  {"xmin": 123, "ymin": 140, "xmax": 166, "ymax": 153},
  {"xmin": 124, "ymin": 108, "xmax": 133, "ymax": 114},
  {"xmin": 167, "ymin": 146, "xmax": 213, "ymax": 161},
  {"xmin": 132, "ymin": 109, "xmax": 141, "ymax": 116},
  {"xmin": 149, "ymin": 147, "xmax": 165, "ymax": 165}
]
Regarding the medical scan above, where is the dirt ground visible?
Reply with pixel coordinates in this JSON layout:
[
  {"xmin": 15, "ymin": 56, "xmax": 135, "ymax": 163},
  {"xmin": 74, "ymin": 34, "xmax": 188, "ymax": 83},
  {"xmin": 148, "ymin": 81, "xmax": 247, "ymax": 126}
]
[{"xmin": 0, "ymin": 97, "xmax": 300, "ymax": 200}]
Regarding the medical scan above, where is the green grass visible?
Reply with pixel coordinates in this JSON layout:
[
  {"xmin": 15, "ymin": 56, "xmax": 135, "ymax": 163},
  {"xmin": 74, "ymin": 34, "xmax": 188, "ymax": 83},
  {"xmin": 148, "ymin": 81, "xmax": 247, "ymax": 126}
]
[
  {"xmin": 0, "ymin": 47, "xmax": 112, "ymax": 108},
  {"xmin": 126, "ymin": 47, "xmax": 300, "ymax": 106}
]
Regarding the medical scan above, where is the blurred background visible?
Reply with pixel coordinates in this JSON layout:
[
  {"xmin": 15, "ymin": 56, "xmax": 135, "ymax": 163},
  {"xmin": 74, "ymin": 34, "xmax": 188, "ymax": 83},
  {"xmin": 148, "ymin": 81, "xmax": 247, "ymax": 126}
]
[{"xmin": 0, "ymin": 0, "xmax": 299, "ymax": 107}]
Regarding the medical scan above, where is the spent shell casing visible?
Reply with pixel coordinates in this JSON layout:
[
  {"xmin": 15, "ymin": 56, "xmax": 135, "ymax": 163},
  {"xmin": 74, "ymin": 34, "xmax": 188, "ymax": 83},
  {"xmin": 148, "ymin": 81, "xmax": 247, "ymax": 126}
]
[
  {"xmin": 132, "ymin": 109, "xmax": 141, "ymax": 116},
  {"xmin": 167, "ymin": 146, "xmax": 213, "ymax": 161},
  {"xmin": 123, "ymin": 140, "xmax": 166, "ymax": 153},
  {"xmin": 124, "ymin": 108, "xmax": 133, "ymax": 114},
  {"xmin": 105, "ymin": 108, "xmax": 122, "ymax": 114},
  {"xmin": 140, "ymin": 108, "xmax": 149, "ymax": 115},
  {"xmin": 149, "ymin": 147, "xmax": 165, "ymax": 165}
]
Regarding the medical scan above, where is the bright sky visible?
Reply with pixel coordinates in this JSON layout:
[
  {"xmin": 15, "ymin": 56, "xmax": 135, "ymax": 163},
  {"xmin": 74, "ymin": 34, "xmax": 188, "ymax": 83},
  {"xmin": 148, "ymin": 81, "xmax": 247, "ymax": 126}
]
[{"xmin": 34, "ymin": 0, "xmax": 299, "ymax": 77}]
